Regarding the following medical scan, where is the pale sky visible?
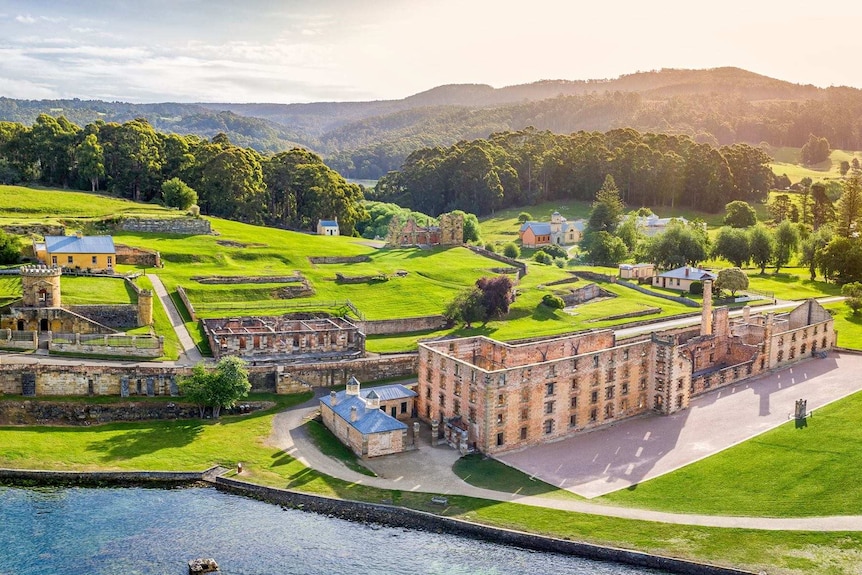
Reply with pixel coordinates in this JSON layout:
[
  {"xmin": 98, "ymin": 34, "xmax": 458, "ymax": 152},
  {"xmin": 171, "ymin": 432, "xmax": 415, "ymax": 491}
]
[{"xmin": 0, "ymin": 0, "xmax": 860, "ymax": 104}]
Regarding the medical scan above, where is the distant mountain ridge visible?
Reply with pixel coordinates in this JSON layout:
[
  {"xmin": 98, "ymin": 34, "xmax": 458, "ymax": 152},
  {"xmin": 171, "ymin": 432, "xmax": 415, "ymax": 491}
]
[{"xmin": 0, "ymin": 67, "xmax": 855, "ymax": 178}]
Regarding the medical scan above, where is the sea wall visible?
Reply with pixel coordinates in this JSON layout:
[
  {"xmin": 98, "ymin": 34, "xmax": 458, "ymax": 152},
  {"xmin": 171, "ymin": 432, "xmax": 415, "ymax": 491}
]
[{"xmin": 216, "ymin": 478, "xmax": 755, "ymax": 575}]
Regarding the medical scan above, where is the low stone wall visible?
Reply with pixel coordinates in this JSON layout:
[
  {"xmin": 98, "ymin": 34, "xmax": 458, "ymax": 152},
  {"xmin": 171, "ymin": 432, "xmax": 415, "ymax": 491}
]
[
  {"xmin": 594, "ymin": 307, "xmax": 662, "ymax": 322},
  {"xmin": 335, "ymin": 273, "xmax": 387, "ymax": 284},
  {"xmin": 192, "ymin": 275, "xmax": 304, "ymax": 284},
  {"xmin": 561, "ymin": 283, "xmax": 613, "ymax": 306},
  {"xmin": 360, "ymin": 316, "xmax": 447, "ymax": 335},
  {"xmin": 2, "ymin": 223, "xmax": 65, "ymax": 236},
  {"xmin": 69, "ymin": 305, "xmax": 139, "ymax": 329},
  {"xmin": 0, "ymin": 399, "xmax": 271, "ymax": 426},
  {"xmin": 0, "ymin": 329, "xmax": 38, "ymax": 350},
  {"xmin": 0, "ymin": 359, "xmax": 406, "ymax": 397},
  {"xmin": 215, "ymin": 478, "xmax": 754, "ymax": 575},
  {"xmin": 176, "ymin": 286, "xmax": 197, "ymax": 321},
  {"xmin": 115, "ymin": 244, "xmax": 161, "ymax": 267},
  {"xmin": 0, "ymin": 468, "xmax": 208, "ymax": 487},
  {"xmin": 49, "ymin": 334, "xmax": 164, "ymax": 359},
  {"xmin": 120, "ymin": 217, "xmax": 211, "ymax": 235},
  {"xmin": 575, "ymin": 271, "xmax": 699, "ymax": 308},
  {"xmin": 544, "ymin": 274, "xmax": 581, "ymax": 287},
  {"xmin": 466, "ymin": 246, "xmax": 526, "ymax": 278},
  {"xmin": 308, "ymin": 255, "xmax": 371, "ymax": 265}
]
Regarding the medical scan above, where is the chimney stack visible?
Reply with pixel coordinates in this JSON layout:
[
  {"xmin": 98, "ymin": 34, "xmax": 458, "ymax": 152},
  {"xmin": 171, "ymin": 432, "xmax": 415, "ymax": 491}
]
[
  {"xmin": 701, "ymin": 280, "xmax": 713, "ymax": 336},
  {"xmin": 350, "ymin": 405, "xmax": 358, "ymax": 422},
  {"xmin": 685, "ymin": 267, "xmax": 690, "ymax": 278},
  {"xmin": 330, "ymin": 390, "xmax": 337, "ymax": 406}
]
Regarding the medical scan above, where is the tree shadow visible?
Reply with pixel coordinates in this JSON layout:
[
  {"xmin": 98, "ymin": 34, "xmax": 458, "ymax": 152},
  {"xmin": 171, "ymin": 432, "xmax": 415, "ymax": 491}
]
[{"xmin": 85, "ymin": 421, "xmax": 203, "ymax": 461}]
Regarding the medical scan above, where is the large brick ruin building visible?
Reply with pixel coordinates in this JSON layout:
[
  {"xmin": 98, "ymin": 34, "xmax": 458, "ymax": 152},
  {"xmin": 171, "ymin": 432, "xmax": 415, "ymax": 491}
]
[
  {"xmin": 203, "ymin": 315, "xmax": 365, "ymax": 362},
  {"xmin": 386, "ymin": 212, "xmax": 464, "ymax": 247},
  {"xmin": 418, "ymin": 281, "xmax": 835, "ymax": 454}
]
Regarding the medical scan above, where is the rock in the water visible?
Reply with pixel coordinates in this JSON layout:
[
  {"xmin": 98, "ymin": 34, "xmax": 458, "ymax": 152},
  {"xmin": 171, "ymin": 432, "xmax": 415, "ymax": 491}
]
[{"xmin": 188, "ymin": 558, "xmax": 219, "ymax": 574}]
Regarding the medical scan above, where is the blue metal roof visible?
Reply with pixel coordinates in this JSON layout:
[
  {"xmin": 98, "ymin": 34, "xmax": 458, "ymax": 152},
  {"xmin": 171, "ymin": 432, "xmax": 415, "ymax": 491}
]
[
  {"xmin": 44, "ymin": 235, "xmax": 115, "ymax": 254},
  {"xmin": 319, "ymin": 220, "xmax": 339, "ymax": 227},
  {"xmin": 320, "ymin": 392, "xmax": 408, "ymax": 434}
]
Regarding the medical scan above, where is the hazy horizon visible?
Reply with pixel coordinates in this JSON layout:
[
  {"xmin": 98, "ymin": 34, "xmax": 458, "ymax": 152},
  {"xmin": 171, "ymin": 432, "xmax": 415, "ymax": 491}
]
[{"xmin": 2, "ymin": 0, "xmax": 861, "ymax": 104}]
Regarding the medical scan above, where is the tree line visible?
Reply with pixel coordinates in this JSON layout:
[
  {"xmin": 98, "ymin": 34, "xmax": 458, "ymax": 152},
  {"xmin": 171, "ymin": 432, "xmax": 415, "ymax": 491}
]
[
  {"xmin": 371, "ymin": 127, "xmax": 775, "ymax": 217},
  {"xmin": 0, "ymin": 115, "xmax": 366, "ymax": 234}
]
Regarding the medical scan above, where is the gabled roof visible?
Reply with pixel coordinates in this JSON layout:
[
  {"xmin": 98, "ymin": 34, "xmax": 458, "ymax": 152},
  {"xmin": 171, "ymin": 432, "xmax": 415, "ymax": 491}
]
[
  {"xmin": 320, "ymin": 392, "xmax": 407, "ymax": 434},
  {"xmin": 520, "ymin": 222, "xmax": 551, "ymax": 235},
  {"xmin": 360, "ymin": 384, "xmax": 417, "ymax": 402},
  {"xmin": 318, "ymin": 220, "xmax": 339, "ymax": 227},
  {"xmin": 44, "ymin": 235, "xmax": 115, "ymax": 254},
  {"xmin": 564, "ymin": 219, "xmax": 586, "ymax": 232},
  {"xmin": 657, "ymin": 266, "xmax": 716, "ymax": 280}
]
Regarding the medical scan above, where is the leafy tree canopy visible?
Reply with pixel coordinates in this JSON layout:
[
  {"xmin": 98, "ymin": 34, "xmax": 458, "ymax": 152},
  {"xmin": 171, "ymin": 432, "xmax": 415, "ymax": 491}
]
[{"xmin": 715, "ymin": 267, "xmax": 749, "ymax": 297}]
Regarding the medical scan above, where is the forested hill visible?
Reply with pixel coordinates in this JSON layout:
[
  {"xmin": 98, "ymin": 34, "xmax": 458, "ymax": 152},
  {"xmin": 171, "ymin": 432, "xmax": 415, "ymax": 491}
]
[
  {"xmin": 0, "ymin": 98, "xmax": 308, "ymax": 153},
  {"xmin": 0, "ymin": 67, "xmax": 856, "ymax": 178}
]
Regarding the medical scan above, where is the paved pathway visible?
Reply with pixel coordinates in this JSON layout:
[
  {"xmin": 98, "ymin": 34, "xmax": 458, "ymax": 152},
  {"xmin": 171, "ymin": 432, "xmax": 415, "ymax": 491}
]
[
  {"xmin": 146, "ymin": 273, "xmax": 203, "ymax": 365},
  {"xmin": 269, "ymin": 352, "xmax": 862, "ymax": 531},
  {"xmin": 499, "ymin": 352, "xmax": 862, "ymax": 497}
]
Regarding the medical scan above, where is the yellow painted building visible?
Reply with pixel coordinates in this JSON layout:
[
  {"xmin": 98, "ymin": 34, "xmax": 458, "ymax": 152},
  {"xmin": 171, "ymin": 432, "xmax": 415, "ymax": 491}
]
[{"xmin": 34, "ymin": 234, "xmax": 116, "ymax": 272}]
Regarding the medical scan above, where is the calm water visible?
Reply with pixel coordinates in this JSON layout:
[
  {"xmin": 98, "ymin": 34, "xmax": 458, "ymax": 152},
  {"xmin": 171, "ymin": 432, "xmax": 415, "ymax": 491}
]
[{"xmin": 0, "ymin": 486, "xmax": 667, "ymax": 575}]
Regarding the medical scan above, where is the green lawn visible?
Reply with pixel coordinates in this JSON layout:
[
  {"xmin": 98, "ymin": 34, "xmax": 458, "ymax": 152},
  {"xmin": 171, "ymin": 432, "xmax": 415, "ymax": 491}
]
[
  {"xmin": 0, "ymin": 184, "xmax": 175, "ymax": 221},
  {"xmin": 60, "ymin": 276, "xmax": 137, "ymax": 305},
  {"xmin": 453, "ymin": 454, "xmax": 580, "ymax": 500},
  {"xmin": 600, "ymin": 388, "xmax": 862, "ymax": 517},
  {"xmin": 126, "ymin": 275, "xmax": 180, "ymax": 360},
  {"xmin": 304, "ymin": 418, "xmax": 375, "ymax": 476},
  {"xmin": 746, "ymin": 269, "xmax": 840, "ymax": 300},
  {"xmin": 827, "ymin": 302, "xmax": 862, "ymax": 349}
]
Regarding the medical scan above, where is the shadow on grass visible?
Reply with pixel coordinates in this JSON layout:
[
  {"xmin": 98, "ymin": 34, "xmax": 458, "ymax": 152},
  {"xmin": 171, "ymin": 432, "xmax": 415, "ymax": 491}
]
[
  {"xmin": 453, "ymin": 454, "xmax": 567, "ymax": 498},
  {"xmin": 85, "ymin": 421, "xmax": 204, "ymax": 461}
]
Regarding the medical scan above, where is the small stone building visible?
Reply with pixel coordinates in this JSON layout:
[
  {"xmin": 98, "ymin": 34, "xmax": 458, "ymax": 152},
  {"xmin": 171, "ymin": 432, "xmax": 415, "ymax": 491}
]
[
  {"xmin": 319, "ymin": 377, "xmax": 416, "ymax": 457},
  {"xmin": 204, "ymin": 315, "xmax": 365, "ymax": 361},
  {"xmin": 418, "ymin": 282, "xmax": 834, "ymax": 455}
]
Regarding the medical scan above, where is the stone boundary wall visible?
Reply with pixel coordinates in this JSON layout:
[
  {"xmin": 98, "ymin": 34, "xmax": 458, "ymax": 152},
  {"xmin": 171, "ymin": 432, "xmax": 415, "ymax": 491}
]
[
  {"xmin": 466, "ymin": 246, "xmax": 527, "ymax": 278},
  {"xmin": 360, "ymin": 316, "xmax": 447, "ymax": 336},
  {"xmin": 560, "ymin": 283, "xmax": 613, "ymax": 306},
  {"xmin": 192, "ymin": 275, "xmax": 304, "ymax": 284},
  {"xmin": 594, "ymin": 307, "xmax": 663, "ymax": 322},
  {"xmin": 308, "ymin": 255, "xmax": 371, "ymax": 265},
  {"xmin": 0, "ymin": 357, "xmax": 413, "ymax": 396},
  {"xmin": 48, "ymin": 334, "xmax": 164, "ymax": 358},
  {"xmin": 69, "ymin": 305, "xmax": 138, "ymax": 329},
  {"xmin": 0, "ymin": 399, "xmax": 271, "ymax": 426},
  {"xmin": 176, "ymin": 286, "xmax": 197, "ymax": 321},
  {"xmin": 215, "ymin": 478, "xmax": 755, "ymax": 575},
  {"xmin": 575, "ymin": 271, "xmax": 699, "ymax": 308},
  {"xmin": 0, "ymin": 467, "xmax": 209, "ymax": 486},
  {"xmin": 115, "ymin": 244, "xmax": 161, "ymax": 267},
  {"xmin": 0, "ymin": 329, "xmax": 38, "ymax": 350},
  {"xmin": 2, "ymin": 223, "xmax": 65, "ymax": 237},
  {"xmin": 119, "ymin": 217, "xmax": 211, "ymax": 235},
  {"xmin": 544, "ymin": 274, "xmax": 581, "ymax": 287}
]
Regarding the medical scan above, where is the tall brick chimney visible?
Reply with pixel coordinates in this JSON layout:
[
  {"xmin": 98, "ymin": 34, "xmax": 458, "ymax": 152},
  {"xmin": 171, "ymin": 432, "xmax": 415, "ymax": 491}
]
[{"xmin": 701, "ymin": 279, "xmax": 713, "ymax": 336}]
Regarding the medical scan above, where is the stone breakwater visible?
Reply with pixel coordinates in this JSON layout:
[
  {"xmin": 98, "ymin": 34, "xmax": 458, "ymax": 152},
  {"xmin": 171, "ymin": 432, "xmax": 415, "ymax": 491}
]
[{"xmin": 0, "ymin": 467, "xmax": 213, "ymax": 487}]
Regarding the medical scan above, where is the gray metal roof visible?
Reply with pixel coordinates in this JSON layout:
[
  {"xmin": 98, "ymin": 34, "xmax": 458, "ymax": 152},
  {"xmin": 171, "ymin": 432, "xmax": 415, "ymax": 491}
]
[
  {"xmin": 519, "ymin": 222, "xmax": 551, "ymax": 235},
  {"xmin": 320, "ymin": 393, "xmax": 407, "ymax": 434},
  {"xmin": 319, "ymin": 220, "xmax": 339, "ymax": 227},
  {"xmin": 360, "ymin": 384, "xmax": 416, "ymax": 402},
  {"xmin": 657, "ymin": 266, "xmax": 716, "ymax": 280},
  {"xmin": 44, "ymin": 235, "xmax": 115, "ymax": 254}
]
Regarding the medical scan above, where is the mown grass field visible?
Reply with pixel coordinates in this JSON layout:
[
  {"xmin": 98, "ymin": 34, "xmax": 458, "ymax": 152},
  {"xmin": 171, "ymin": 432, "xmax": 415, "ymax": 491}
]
[
  {"xmin": 0, "ymin": 184, "xmax": 176, "ymax": 224},
  {"xmin": 769, "ymin": 147, "xmax": 862, "ymax": 184},
  {"xmin": 599, "ymin": 387, "xmax": 862, "ymax": 518}
]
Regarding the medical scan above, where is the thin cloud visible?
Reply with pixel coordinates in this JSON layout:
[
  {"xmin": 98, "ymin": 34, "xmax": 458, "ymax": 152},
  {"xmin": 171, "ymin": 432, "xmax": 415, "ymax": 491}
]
[{"xmin": 15, "ymin": 14, "xmax": 35, "ymax": 24}]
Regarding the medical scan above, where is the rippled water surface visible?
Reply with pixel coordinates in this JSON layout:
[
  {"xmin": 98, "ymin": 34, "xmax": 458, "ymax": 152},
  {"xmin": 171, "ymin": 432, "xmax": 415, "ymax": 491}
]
[{"xmin": 0, "ymin": 486, "xmax": 669, "ymax": 575}]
